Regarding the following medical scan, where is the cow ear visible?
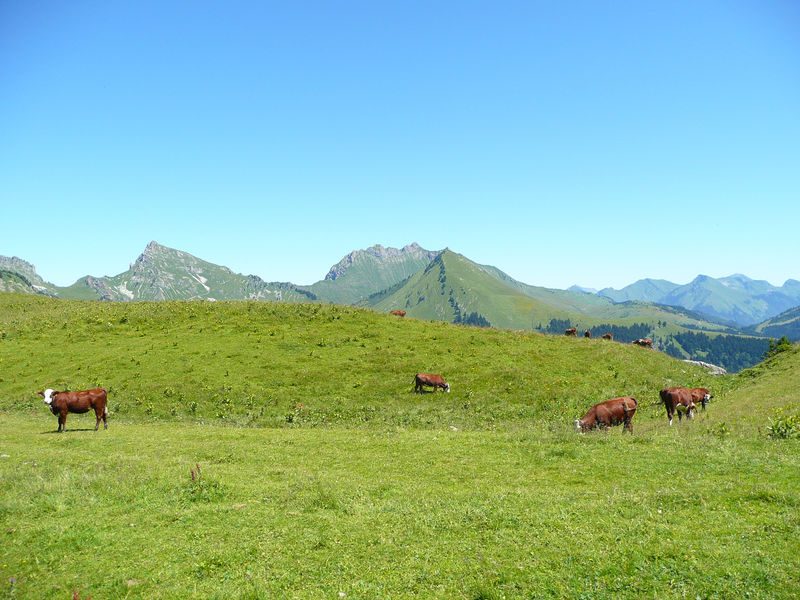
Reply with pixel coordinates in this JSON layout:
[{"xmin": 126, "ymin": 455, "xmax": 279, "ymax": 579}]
[{"xmin": 36, "ymin": 390, "xmax": 44, "ymax": 397}]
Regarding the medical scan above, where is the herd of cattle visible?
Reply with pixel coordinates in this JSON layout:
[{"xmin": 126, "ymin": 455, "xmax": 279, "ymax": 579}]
[
  {"xmin": 35, "ymin": 379, "xmax": 711, "ymax": 434},
  {"xmin": 564, "ymin": 327, "xmax": 653, "ymax": 348}
]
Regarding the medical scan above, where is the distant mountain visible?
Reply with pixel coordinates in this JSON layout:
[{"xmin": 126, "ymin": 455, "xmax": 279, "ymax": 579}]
[
  {"xmin": 751, "ymin": 305, "xmax": 800, "ymax": 341},
  {"xmin": 568, "ymin": 285, "xmax": 598, "ymax": 294},
  {"xmin": 0, "ymin": 256, "xmax": 57, "ymax": 296},
  {"xmin": 598, "ymin": 279, "xmax": 680, "ymax": 303},
  {"xmin": 599, "ymin": 274, "xmax": 800, "ymax": 326},
  {"xmin": 1, "ymin": 242, "xmax": 315, "ymax": 303},
  {"xmin": 366, "ymin": 249, "xmax": 731, "ymax": 333},
  {"xmin": 306, "ymin": 243, "xmax": 439, "ymax": 304}
]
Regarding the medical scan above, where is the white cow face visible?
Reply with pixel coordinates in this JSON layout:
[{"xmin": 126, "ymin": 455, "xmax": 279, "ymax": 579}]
[
  {"xmin": 42, "ymin": 388, "xmax": 54, "ymax": 405},
  {"xmin": 574, "ymin": 419, "xmax": 583, "ymax": 433},
  {"xmin": 445, "ymin": 383, "xmax": 451, "ymax": 393}
]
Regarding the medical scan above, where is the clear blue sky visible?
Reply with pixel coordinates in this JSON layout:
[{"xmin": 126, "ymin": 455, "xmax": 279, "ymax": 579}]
[{"xmin": 2, "ymin": 1, "xmax": 798, "ymax": 289}]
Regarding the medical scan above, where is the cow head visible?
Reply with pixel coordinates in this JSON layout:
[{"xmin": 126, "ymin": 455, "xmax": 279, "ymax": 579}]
[
  {"xmin": 39, "ymin": 389, "xmax": 55, "ymax": 405},
  {"xmin": 574, "ymin": 419, "xmax": 584, "ymax": 433},
  {"xmin": 444, "ymin": 383, "xmax": 451, "ymax": 393}
]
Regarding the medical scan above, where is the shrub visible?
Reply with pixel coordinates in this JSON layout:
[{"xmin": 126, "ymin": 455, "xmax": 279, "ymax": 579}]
[{"xmin": 767, "ymin": 408, "xmax": 800, "ymax": 440}]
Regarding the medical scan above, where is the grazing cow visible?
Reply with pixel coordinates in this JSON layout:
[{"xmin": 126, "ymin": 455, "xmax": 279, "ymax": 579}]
[
  {"xmin": 632, "ymin": 338, "xmax": 653, "ymax": 348},
  {"xmin": 565, "ymin": 328, "xmax": 577, "ymax": 336},
  {"xmin": 659, "ymin": 387, "xmax": 696, "ymax": 426},
  {"xmin": 389, "ymin": 310, "xmax": 407, "ymax": 317},
  {"xmin": 601, "ymin": 332, "xmax": 613, "ymax": 340},
  {"xmin": 414, "ymin": 373, "xmax": 450, "ymax": 393},
  {"xmin": 575, "ymin": 396, "xmax": 637, "ymax": 433},
  {"xmin": 584, "ymin": 330, "xmax": 592, "ymax": 338},
  {"xmin": 689, "ymin": 387, "xmax": 713, "ymax": 411},
  {"xmin": 38, "ymin": 388, "xmax": 108, "ymax": 432}
]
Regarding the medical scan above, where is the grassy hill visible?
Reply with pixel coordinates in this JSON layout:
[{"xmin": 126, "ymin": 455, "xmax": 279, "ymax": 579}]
[
  {"xmin": 1, "ymin": 294, "xmax": 798, "ymax": 598},
  {"xmin": 0, "ymin": 292, "xmax": 724, "ymax": 429}
]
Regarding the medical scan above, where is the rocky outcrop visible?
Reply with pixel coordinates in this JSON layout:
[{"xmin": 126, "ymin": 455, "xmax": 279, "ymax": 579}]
[{"xmin": 682, "ymin": 360, "xmax": 728, "ymax": 375}]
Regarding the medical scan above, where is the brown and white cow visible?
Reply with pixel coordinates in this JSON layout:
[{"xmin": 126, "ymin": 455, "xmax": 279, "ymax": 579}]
[
  {"xmin": 389, "ymin": 310, "xmax": 406, "ymax": 317},
  {"xmin": 38, "ymin": 388, "xmax": 108, "ymax": 432},
  {"xmin": 689, "ymin": 387, "xmax": 713, "ymax": 411},
  {"xmin": 601, "ymin": 332, "xmax": 613, "ymax": 340},
  {"xmin": 659, "ymin": 387, "xmax": 696, "ymax": 426},
  {"xmin": 565, "ymin": 328, "xmax": 577, "ymax": 336},
  {"xmin": 632, "ymin": 338, "xmax": 653, "ymax": 348},
  {"xmin": 575, "ymin": 396, "xmax": 637, "ymax": 433},
  {"xmin": 414, "ymin": 373, "xmax": 450, "ymax": 393}
]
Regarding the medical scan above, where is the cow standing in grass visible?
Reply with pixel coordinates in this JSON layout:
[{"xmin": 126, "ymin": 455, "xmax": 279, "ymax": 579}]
[
  {"xmin": 38, "ymin": 388, "xmax": 108, "ymax": 432},
  {"xmin": 414, "ymin": 373, "xmax": 450, "ymax": 393},
  {"xmin": 575, "ymin": 396, "xmax": 637, "ymax": 433},
  {"xmin": 659, "ymin": 387, "xmax": 696, "ymax": 425}
]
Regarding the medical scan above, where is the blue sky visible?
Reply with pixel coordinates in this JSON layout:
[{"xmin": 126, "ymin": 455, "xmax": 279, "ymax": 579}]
[{"xmin": 2, "ymin": 1, "xmax": 798, "ymax": 289}]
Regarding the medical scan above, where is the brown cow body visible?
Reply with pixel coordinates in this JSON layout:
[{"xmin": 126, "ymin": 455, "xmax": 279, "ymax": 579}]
[
  {"xmin": 659, "ymin": 387, "xmax": 696, "ymax": 425},
  {"xmin": 565, "ymin": 328, "xmax": 577, "ymax": 336},
  {"xmin": 632, "ymin": 338, "xmax": 653, "ymax": 348},
  {"xmin": 575, "ymin": 396, "xmax": 637, "ymax": 433},
  {"xmin": 414, "ymin": 373, "xmax": 450, "ymax": 393},
  {"xmin": 390, "ymin": 310, "xmax": 406, "ymax": 317},
  {"xmin": 38, "ymin": 388, "xmax": 108, "ymax": 432}
]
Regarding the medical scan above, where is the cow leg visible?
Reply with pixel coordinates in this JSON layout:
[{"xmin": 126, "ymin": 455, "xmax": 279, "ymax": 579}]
[{"xmin": 59, "ymin": 411, "xmax": 67, "ymax": 433}]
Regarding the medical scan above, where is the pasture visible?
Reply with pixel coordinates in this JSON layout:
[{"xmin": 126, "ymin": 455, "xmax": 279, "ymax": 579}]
[{"xmin": 1, "ymin": 295, "xmax": 798, "ymax": 598}]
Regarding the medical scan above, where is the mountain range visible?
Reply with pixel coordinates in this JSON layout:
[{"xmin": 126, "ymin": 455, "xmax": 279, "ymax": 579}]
[
  {"xmin": 597, "ymin": 275, "xmax": 800, "ymax": 327},
  {"xmin": 2, "ymin": 242, "xmax": 799, "ymax": 352}
]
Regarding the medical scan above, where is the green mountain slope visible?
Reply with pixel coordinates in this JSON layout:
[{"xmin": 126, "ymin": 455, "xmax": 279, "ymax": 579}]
[
  {"xmin": 752, "ymin": 305, "xmax": 800, "ymax": 341},
  {"xmin": 307, "ymin": 243, "xmax": 439, "ymax": 304},
  {"xmin": 369, "ymin": 249, "xmax": 731, "ymax": 332}
]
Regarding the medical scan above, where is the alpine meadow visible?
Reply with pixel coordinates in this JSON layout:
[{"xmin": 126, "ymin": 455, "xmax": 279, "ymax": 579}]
[{"xmin": 0, "ymin": 293, "xmax": 798, "ymax": 598}]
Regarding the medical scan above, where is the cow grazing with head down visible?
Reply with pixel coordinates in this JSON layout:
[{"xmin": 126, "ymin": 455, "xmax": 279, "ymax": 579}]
[
  {"xmin": 565, "ymin": 328, "xmax": 577, "ymax": 336},
  {"xmin": 601, "ymin": 332, "xmax": 613, "ymax": 340},
  {"xmin": 632, "ymin": 338, "xmax": 653, "ymax": 348},
  {"xmin": 389, "ymin": 310, "xmax": 406, "ymax": 317},
  {"xmin": 575, "ymin": 396, "xmax": 637, "ymax": 433},
  {"xmin": 414, "ymin": 373, "xmax": 450, "ymax": 393},
  {"xmin": 38, "ymin": 388, "xmax": 108, "ymax": 432},
  {"xmin": 659, "ymin": 387, "xmax": 696, "ymax": 426}
]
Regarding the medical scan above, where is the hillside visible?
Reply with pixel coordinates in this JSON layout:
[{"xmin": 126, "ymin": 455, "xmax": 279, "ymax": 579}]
[
  {"xmin": 751, "ymin": 305, "xmax": 800, "ymax": 341},
  {"xmin": 306, "ymin": 243, "xmax": 438, "ymax": 304},
  {"xmin": 0, "ymin": 293, "xmax": 723, "ymax": 428}
]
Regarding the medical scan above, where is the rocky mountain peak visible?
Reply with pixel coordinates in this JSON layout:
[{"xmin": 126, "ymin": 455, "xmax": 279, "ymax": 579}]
[{"xmin": 324, "ymin": 243, "xmax": 437, "ymax": 281}]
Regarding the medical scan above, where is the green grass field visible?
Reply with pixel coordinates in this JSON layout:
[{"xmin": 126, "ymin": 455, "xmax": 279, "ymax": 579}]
[{"xmin": 1, "ymin": 294, "xmax": 798, "ymax": 598}]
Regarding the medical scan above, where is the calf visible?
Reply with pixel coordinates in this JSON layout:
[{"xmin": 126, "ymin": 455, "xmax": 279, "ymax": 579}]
[
  {"xmin": 575, "ymin": 396, "xmax": 637, "ymax": 433},
  {"xmin": 414, "ymin": 373, "xmax": 450, "ymax": 393},
  {"xmin": 659, "ymin": 387, "xmax": 696, "ymax": 426},
  {"xmin": 38, "ymin": 388, "xmax": 108, "ymax": 432}
]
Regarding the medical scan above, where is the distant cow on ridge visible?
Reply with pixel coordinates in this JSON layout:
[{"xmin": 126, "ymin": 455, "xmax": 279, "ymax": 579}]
[
  {"xmin": 390, "ymin": 310, "xmax": 406, "ymax": 317},
  {"xmin": 601, "ymin": 332, "xmax": 613, "ymax": 340},
  {"xmin": 632, "ymin": 338, "xmax": 653, "ymax": 348},
  {"xmin": 565, "ymin": 328, "xmax": 577, "ymax": 336},
  {"xmin": 584, "ymin": 330, "xmax": 592, "ymax": 338},
  {"xmin": 38, "ymin": 388, "xmax": 108, "ymax": 432}
]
